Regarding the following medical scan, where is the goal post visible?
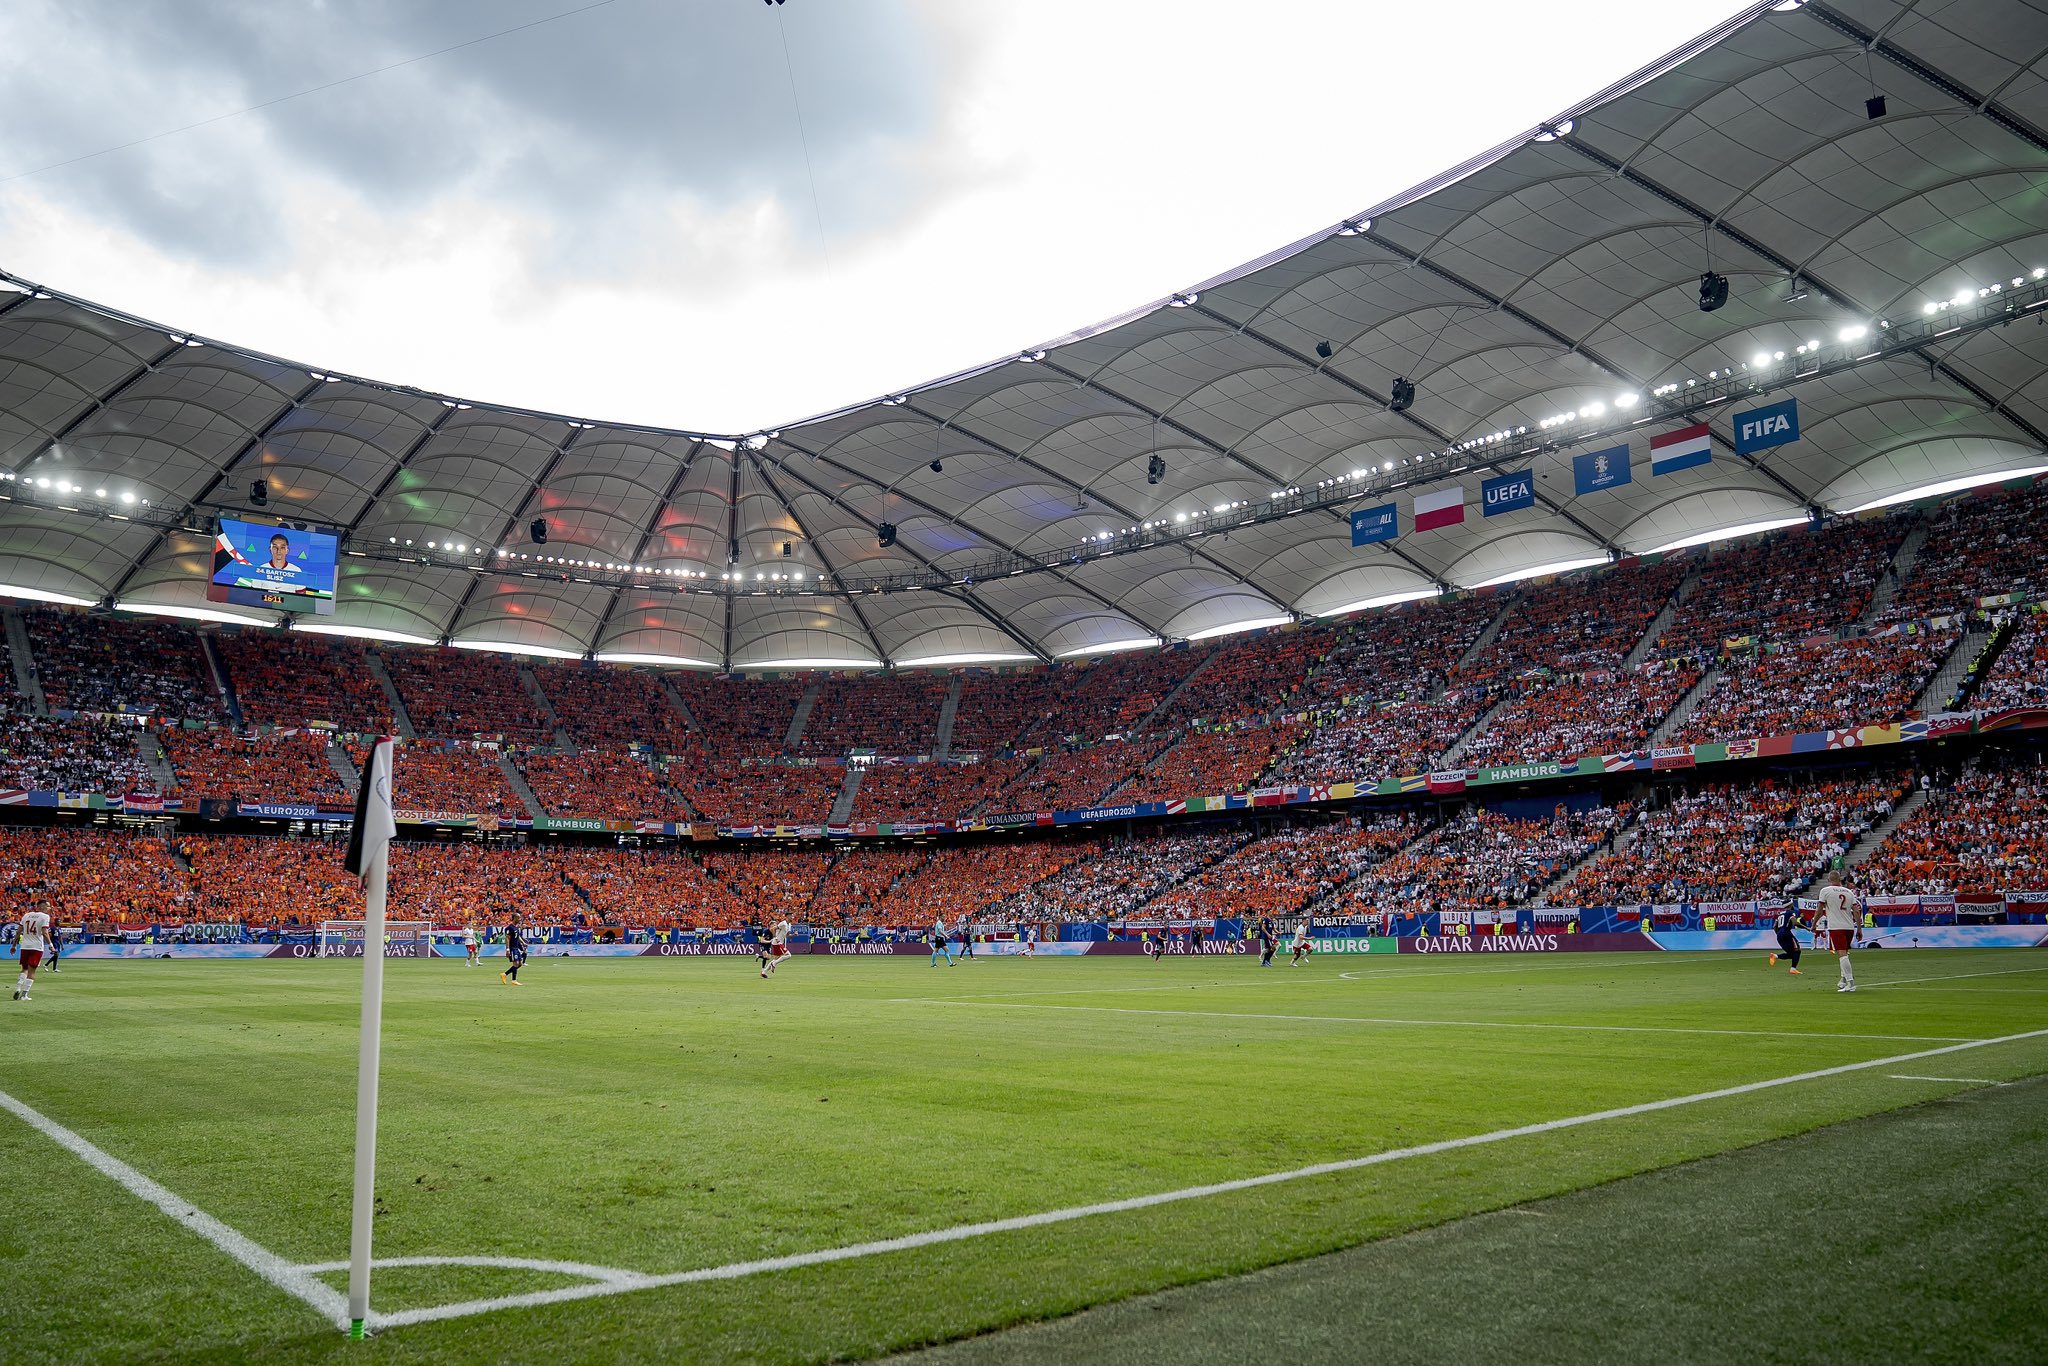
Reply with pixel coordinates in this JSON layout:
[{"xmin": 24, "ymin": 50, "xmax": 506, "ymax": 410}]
[{"xmin": 315, "ymin": 920, "xmax": 433, "ymax": 958}]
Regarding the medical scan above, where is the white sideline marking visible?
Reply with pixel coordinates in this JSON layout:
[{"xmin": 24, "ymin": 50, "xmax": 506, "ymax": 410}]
[
  {"xmin": 0, "ymin": 1086, "xmax": 349, "ymax": 1328},
  {"xmin": 11, "ymin": 1029, "xmax": 2047, "ymax": 1336},
  {"xmin": 294, "ymin": 1254, "xmax": 653, "ymax": 1285},
  {"xmin": 367, "ymin": 1026, "xmax": 2048, "ymax": 1331},
  {"xmin": 1887, "ymin": 1075, "xmax": 2008, "ymax": 1086},
  {"xmin": 907, "ymin": 999, "xmax": 1972, "ymax": 1045},
  {"xmin": 1861, "ymin": 965, "xmax": 2048, "ymax": 989}
]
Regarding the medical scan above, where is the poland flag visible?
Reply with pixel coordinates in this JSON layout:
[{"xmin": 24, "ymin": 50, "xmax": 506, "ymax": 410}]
[{"xmin": 1412, "ymin": 484, "xmax": 1466, "ymax": 532}]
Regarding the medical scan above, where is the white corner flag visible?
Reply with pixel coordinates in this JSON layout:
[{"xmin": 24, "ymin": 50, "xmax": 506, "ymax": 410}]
[{"xmin": 343, "ymin": 737, "xmax": 397, "ymax": 1338}]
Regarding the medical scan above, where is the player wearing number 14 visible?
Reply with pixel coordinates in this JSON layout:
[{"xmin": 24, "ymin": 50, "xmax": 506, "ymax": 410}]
[{"xmin": 13, "ymin": 904, "xmax": 53, "ymax": 1001}]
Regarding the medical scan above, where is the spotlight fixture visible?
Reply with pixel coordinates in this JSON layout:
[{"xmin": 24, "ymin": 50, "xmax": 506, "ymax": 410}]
[
  {"xmin": 1314, "ymin": 340, "xmax": 1335, "ymax": 360},
  {"xmin": 928, "ymin": 458, "xmax": 943, "ymax": 474},
  {"xmin": 1146, "ymin": 454, "xmax": 1166, "ymax": 485},
  {"xmin": 1388, "ymin": 378, "xmax": 1416, "ymax": 413},
  {"xmin": 1783, "ymin": 275, "xmax": 1810, "ymax": 304},
  {"xmin": 727, "ymin": 538, "xmax": 739, "ymax": 565},
  {"xmin": 877, "ymin": 522, "xmax": 898, "ymax": 549},
  {"xmin": 249, "ymin": 477, "xmax": 270, "ymax": 508},
  {"xmin": 781, "ymin": 541, "xmax": 793, "ymax": 557},
  {"xmin": 1865, "ymin": 95, "xmax": 1887, "ymax": 120},
  {"xmin": 529, "ymin": 518, "xmax": 549, "ymax": 545},
  {"xmin": 1698, "ymin": 271, "xmax": 1730, "ymax": 312}
]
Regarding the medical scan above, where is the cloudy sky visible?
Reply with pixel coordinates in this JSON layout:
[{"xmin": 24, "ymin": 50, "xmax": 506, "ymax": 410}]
[{"xmin": 0, "ymin": 0, "xmax": 1751, "ymax": 433}]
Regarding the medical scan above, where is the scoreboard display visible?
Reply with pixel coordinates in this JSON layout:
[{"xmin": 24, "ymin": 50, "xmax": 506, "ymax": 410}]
[{"xmin": 208, "ymin": 518, "xmax": 339, "ymax": 615}]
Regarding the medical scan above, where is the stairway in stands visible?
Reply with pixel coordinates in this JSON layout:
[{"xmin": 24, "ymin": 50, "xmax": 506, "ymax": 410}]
[
  {"xmin": 656, "ymin": 675, "xmax": 697, "ymax": 730},
  {"xmin": 518, "ymin": 663, "xmax": 578, "ymax": 752},
  {"xmin": 1439, "ymin": 695, "xmax": 1511, "ymax": 768},
  {"xmin": 325, "ymin": 743, "xmax": 360, "ymax": 797},
  {"xmin": 1299, "ymin": 816, "xmax": 1447, "ymax": 918},
  {"xmin": 1135, "ymin": 648, "xmax": 1220, "ymax": 735},
  {"xmin": 2, "ymin": 605, "xmax": 47, "ymax": 715},
  {"xmin": 829, "ymin": 766, "xmax": 864, "ymax": 824},
  {"xmin": 363, "ymin": 650, "xmax": 418, "ymax": 739},
  {"xmin": 1524, "ymin": 819, "xmax": 1640, "ymax": 908},
  {"xmin": 1621, "ymin": 564, "xmax": 1701, "ymax": 670},
  {"xmin": 1446, "ymin": 591, "xmax": 1523, "ymax": 681},
  {"xmin": 784, "ymin": 681, "xmax": 822, "ymax": 748},
  {"xmin": 1857, "ymin": 518, "xmax": 1928, "ymax": 626},
  {"xmin": 1646, "ymin": 670, "xmax": 1721, "ymax": 747},
  {"xmin": 199, "ymin": 635, "xmax": 243, "ymax": 726},
  {"xmin": 1806, "ymin": 788, "xmax": 1926, "ymax": 891},
  {"xmin": 138, "ymin": 728, "xmax": 178, "ymax": 794},
  {"xmin": 1918, "ymin": 625, "xmax": 1997, "ymax": 713},
  {"xmin": 931, "ymin": 676, "xmax": 964, "ymax": 759},
  {"xmin": 496, "ymin": 751, "xmax": 545, "ymax": 820}
]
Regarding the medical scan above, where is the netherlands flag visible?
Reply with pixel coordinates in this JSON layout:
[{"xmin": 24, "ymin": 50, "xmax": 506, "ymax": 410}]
[
  {"xmin": 1649, "ymin": 422, "xmax": 1712, "ymax": 476},
  {"xmin": 1412, "ymin": 484, "xmax": 1466, "ymax": 531}
]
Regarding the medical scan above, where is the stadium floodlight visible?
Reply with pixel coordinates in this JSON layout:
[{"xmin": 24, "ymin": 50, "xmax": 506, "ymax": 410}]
[
  {"xmin": 1699, "ymin": 271, "xmax": 1730, "ymax": 312},
  {"xmin": 877, "ymin": 522, "xmax": 898, "ymax": 549},
  {"xmin": 529, "ymin": 518, "xmax": 548, "ymax": 545},
  {"xmin": 1146, "ymin": 454, "xmax": 1166, "ymax": 485},
  {"xmin": 1388, "ymin": 378, "xmax": 1416, "ymax": 413}
]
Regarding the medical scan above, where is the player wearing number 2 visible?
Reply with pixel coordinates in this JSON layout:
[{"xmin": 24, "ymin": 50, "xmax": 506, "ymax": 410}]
[{"xmin": 1815, "ymin": 882, "xmax": 1861, "ymax": 993}]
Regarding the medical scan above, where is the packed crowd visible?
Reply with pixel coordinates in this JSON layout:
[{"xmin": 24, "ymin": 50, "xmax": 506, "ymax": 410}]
[
  {"xmin": 852, "ymin": 759, "xmax": 1026, "ymax": 823},
  {"xmin": 947, "ymin": 672, "xmax": 1067, "ymax": 754},
  {"xmin": 366, "ymin": 743, "xmax": 524, "ymax": 815},
  {"xmin": 1973, "ymin": 613, "xmax": 2048, "ymax": 712},
  {"xmin": 26, "ymin": 609, "xmax": 223, "ymax": 720},
  {"xmin": 1567, "ymin": 773, "xmax": 1912, "ymax": 904},
  {"xmin": 161, "ymin": 728, "xmax": 349, "ymax": 805},
  {"xmin": 1007, "ymin": 825, "xmax": 1246, "ymax": 922},
  {"xmin": 1270, "ymin": 693, "xmax": 1489, "ymax": 786},
  {"xmin": 1878, "ymin": 480, "xmax": 2048, "ymax": 623},
  {"xmin": 518, "ymin": 749, "xmax": 678, "ymax": 821},
  {"xmin": 666, "ymin": 675, "xmax": 804, "ymax": 755},
  {"xmin": 1148, "ymin": 816, "xmax": 1425, "ymax": 922},
  {"xmin": 381, "ymin": 650, "xmax": 554, "ymax": 744},
  {"xmin": 1341, "ymin": 806, "xmax": 1627, "ymax": 913},
  {"xmin": 1460, "ymin": 559, "xmax": 1687, "ymax": 682},
  {"xmin": 993, "ymin": 739, "xmax": 1168, "ymax": 812},
  {"xmin": 216, "ymin": 630, "xmax": 390, "ymax": 731},
  {"xmin": 1858, "ymin": 756, "xmax": 2048, "ymax": 895},
  {"xmin": 1459, "ymin": 666, "xmax": 1701, "ymax": 767},
  {"xmin": 1146, "ymin": 630, "xmax": 1320, "ymax": 731},
  {"xmin": 668, "ymin": 752, "xmax": 845, "ymax": 825},
  {"xmin": 1652, "ymin": 518, "xmax": 1904, "ymax": 660},
  {"xmin": 0, "ymin": 708, "xmax": 156, "ymax": 793},
  {"xmin": 528, "ymin": 663, "xmax": 692, "ymax": 753},
  {"xmin": 796, "ymin": 675, "xmax": 948, "ymax": 755},
  {"xmin": 0, "ymin": 825, "xmax": 193, "ymax": 923},
  {"xmin": 1675, "ymin": 630, "xmax": 1956, "ymax": 744}
]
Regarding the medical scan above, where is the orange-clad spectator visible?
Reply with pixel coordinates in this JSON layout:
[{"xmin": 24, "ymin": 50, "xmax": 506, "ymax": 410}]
[
  {"xmin": 26, "ymin": 607, "xmax": 224, "ymax": 721},
  {"xmin": 381, "ymin": 648, "xmax": 553, "ymax": 744},
  {"xmin": 528, "ymin": 663, "xmax": 693, "ymax": 753},
  {"xmin": 1860, "ymin": 757, "xmax": 2048, "ymax": 895},
  {"xmin": 216, "ymin": 630, "xmax": 390, "ymax": 731},
  {"xmin": 519, "ymin": 749, "xmax": 681, "ymax": 820},
  {"xmin": 161, "ymin": 728, "xmax": 351, "ymax": 805}
]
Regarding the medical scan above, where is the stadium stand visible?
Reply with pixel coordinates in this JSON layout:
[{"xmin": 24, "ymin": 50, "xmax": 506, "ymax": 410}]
[
  {"xmin": 518, "ymin": 749, "xmax": 678, "ymax": 821},
  {"xmin": 529, "ymin": 663, "xmax": 692, "ymax": 753},
  {"xmin": 1674, "ymin": 631, "xmax": 1956, "ymax": 743},
  {"xmin": 1877, "ymin": 480, "xmax": 2048, "ymax": 624},
  {"xmin": 0, "ymin": 708, "xmax": 157, "ymax": 794},
  {"xmin": 160, "ymin": 727, "xmax": 350, "ymax": 805},
  {"xmin": 667, "ymin": 751, "xmax": 844, "ymax": 825},
  {"xmin": 1271, "ymin": 693, "xmax": 1488, "ymax": 786},
  {"xmin": 1339, "ymin": 806, "xmax": 1628, "ymax": 914},
  {"xmin": 1650, "ymin": 518, "xmax": 1905, "ymax": 660},
  {"xmin": 1118, "ymin": 722, "xmax": 1306, "ymax": 802},
  {"xmin": 1148, "ymin": 815, "xmax": 1426, "ymax": 922},
  {"xmin": 1145, "ymin": 629, "xmax": 1320, "ymax": 730},
  {"xmin": 1569, "ymin": 773, "xmax": 1912, "ymax": 905},
  {"xmin": 380, "ymin": 649, "xmax": 553, "ymax": 744},
  {"xmin": 25, "ymin": 608, "xmax": 224, "ymax": 721},
  {"xmin": 1460, "ymin": 666, "xmax": 1701, "ymax": 767},
  {"xmin": 359, "ymin": 742, "xmax": 525, "ymax": 816},
  {"xmin": 1858, "ymin": 755, "xmax": 2048, "ymax": 896},
  {"xmin": 993, "ymin": 739, "xmax": 1168, "ymax": 812},
  {"xmin": 1974, "ymin": 612, "xmax": 2048, "ymax": 713},
  {"xmin": 1008, "ymin": 825, "xmax": 1246, "ymax": 922},
  {"xmin": 1458, "ymin": 559, "xmax": 1686, "ymax": 682},
  {"xmin": 215, "ymin": 630, "xmax": 389, "ymax": 731},
  {"xmin": 947, "ymin": 672, "xmax": 1064, "ymax": 754},
  {"xmin": 851, "ymin": 759, "xmax": 1023, "ymax": 823},
  {"xmin": 0, "ymin": 825, "xmax": 193, "ymax": 923},
  {"xmin": 796, "ymin": 675, "xmax": 948, "ymax": 755},
  {"xmin": 666, "ymin": 675, "xmax": 803, "ymax": 755}
]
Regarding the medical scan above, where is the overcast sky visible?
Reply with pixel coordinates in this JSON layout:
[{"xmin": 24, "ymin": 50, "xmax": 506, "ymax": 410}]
[{"xmin": 0, "ymin": 0, "xmax": 1753, "ymax": 433}]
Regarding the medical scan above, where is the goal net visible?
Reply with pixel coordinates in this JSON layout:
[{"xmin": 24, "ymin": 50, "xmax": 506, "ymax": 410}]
[{"xmin": 316, "ymin": 920, "xmax": 434, "ymax": 959}]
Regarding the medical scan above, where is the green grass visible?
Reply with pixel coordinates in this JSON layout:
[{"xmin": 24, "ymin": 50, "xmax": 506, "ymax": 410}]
[{"xmin": 1, "ymin": 948, "xmax": 2044, "ymax": 1364}]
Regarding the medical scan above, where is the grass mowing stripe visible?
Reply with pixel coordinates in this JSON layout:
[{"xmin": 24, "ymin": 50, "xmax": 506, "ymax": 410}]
[
  {"xmin": 1865, "ymin": 965, "xmax": 2048, "ymax": 988},
  {"xmin": 0, "ymin": 1084, "xmax": 349, "ymax": 1328},
  {"xmin": 904, "ymin": 999, "xmax": 1972, "ymax": 1043},
  {"xmin": 365, "ymin": 1025, "xmax": 2048, "ymax": 1334}
]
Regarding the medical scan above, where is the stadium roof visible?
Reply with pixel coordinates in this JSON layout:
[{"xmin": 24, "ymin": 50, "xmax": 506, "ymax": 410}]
[{"xmin": 1, "ymin": 0, "xmax": 2044, "ymax": 668}]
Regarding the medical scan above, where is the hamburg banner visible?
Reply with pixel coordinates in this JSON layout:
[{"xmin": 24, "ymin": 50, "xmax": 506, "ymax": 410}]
[{"xmin": 1649, "ymin": 422, "xmax": 1712, "ymax": 476}]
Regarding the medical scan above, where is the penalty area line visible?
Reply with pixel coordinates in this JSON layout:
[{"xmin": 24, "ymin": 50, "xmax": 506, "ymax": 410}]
[
  {"xmin": 366, "ymin": 1025, "xmax": 2048, "ymax": 1332},
  {"xmin": 0, "ymin": 1085, "xmax": 349, "ymax": 1329}
]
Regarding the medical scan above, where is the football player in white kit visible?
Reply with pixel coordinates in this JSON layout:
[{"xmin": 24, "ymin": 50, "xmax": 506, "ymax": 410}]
[
  {"xmin": 1289, "ymin": 921, "xmax": 1314, "ymax": 966},
  {"xmin": 462, "ymin": 922, "xmax": 479, "ymax": 966},
  {"xmin": 1815, "ymin": 882, "xmax": 1861, "ymax": 992},
  {"xmin": 761, "ymin": 919, "xmax": 793, "ymax": 978},
  {"xmin": 14, "ymin": 903, "xmax": 53, "ymax": 1001}
]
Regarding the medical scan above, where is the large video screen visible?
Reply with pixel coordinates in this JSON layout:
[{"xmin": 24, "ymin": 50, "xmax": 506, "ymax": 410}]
[{"xmin": 208, "ymin": 519, "xmax": 338, "ymax": 615}]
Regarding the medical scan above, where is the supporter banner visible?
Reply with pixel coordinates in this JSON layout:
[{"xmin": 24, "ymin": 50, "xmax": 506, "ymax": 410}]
[
  {"xmin": 633, "ymin": 820, "xmax": 670, "ymax": 835},
  {"xmin": 1649, "ymin": 422, "xmax": 1711, "ymax": 476},
  {"xmin": 1402, "ymin": 932, "xmax": 1657, "ymax": 954},
  {"xmin": 1481, "ymin": 470, "xmax": 1536, "ymax": 517},
  {"xmin": 122, "ymin": 793, "xmax": 166, "ymax": 813},
  {"xmin": 1427, "ymin": 770, "xmax": 1467, "ymax": 794},
  {"xmin": 1979, "ymin": 706, "xmax": 2048, "ymax": 732},
  {"xmin": 1413, "ymin": 484, "xmax": 1466, "ymax": 531},
  {"xmin": 1603, "ymin": 751, "xmax": 1647, "ymax": 772},
  {"xmin": 1350, "ymin": 503, "xmax": 1399, "ymax": 546},
  {"xmin": 1732, "ymin": 397, "xmax": 1799, "ymax": 455},
  {"xmin": 1651, "ymin": 746, "xmax": 1696, "ymax": 770},
  {"xmin": 1900, "ymin": 714, "xmax": 1973, "ymax": 741},
  {"xmin": 238, "ymin": 801, "xmax": 318, "ymax": 819},
  {"xmin": 394, "ymin": 809, "xmax": 478, "ymax": 827},
  {"xmin": 1573, "ymin": 444, "xmax": 1631, "ymax": 495}
]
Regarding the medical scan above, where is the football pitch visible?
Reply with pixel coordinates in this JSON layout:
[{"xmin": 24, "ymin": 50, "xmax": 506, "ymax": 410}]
[{"xmin": 3, "ymin": 948, "xmax": 2046, "ymax": 1363}]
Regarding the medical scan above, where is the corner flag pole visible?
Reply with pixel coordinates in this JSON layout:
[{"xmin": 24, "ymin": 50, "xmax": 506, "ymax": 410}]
[{"xmin": 342, "ymin": 737, "xmax": 399, "ymax": 1338}]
